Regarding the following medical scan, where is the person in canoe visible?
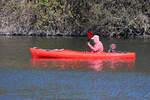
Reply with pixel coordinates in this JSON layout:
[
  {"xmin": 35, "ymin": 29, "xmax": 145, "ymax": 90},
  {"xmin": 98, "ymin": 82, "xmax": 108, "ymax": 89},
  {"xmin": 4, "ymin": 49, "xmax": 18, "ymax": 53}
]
[
  {"xmin": 108, "ymin": 44, "xmax": 116, "ymax": 52},
  {"xmin": 88, "ymin": 35, "xmax": 104, "ymax": 52}
]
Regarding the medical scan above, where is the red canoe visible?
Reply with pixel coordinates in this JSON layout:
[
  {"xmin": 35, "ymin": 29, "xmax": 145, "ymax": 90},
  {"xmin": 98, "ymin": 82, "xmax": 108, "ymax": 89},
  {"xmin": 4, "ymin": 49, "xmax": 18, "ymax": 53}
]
[{"xmin": 30, "ymin": 48, "xmax": 136, "ymax": 59}]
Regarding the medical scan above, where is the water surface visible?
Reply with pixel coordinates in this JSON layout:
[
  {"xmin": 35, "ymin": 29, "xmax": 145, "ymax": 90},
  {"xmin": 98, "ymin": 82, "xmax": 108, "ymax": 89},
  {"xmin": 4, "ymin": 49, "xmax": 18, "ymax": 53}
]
[{"xmin": 0, "ymin": 36, "xmax": 150, "ymax": 100}]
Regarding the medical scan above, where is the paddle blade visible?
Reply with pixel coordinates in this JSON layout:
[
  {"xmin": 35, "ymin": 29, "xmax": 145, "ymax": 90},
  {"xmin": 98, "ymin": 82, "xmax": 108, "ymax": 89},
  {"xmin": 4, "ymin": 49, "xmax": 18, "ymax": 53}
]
[{"xmin": 88, "ymin": 31, "xmax": 94, "ymax": 39}]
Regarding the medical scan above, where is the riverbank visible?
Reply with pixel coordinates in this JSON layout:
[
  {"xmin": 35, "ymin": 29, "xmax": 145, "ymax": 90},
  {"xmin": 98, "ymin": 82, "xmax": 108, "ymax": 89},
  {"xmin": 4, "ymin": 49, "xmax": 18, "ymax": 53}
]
[
  {"xmin": 0, "ymin": 0, "xmax": 149, "ymax": 39},
  {"xmin": 0, "ymin": 30, "xmax": 150, "ymax": 39}
]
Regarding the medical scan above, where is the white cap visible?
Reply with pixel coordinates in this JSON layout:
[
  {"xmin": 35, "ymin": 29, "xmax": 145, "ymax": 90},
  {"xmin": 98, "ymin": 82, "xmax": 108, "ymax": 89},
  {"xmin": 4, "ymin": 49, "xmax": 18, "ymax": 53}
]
[{"xmin": 91, "ymin": 35, "xmax": 99, "ymax": 40}]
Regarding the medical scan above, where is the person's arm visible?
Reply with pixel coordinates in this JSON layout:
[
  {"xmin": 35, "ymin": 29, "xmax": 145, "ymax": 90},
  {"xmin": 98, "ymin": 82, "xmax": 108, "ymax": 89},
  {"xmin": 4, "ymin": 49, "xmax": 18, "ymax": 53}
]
[{"xmin": 88, "ymin": 42, "xmax": 99, "ymax": 52}]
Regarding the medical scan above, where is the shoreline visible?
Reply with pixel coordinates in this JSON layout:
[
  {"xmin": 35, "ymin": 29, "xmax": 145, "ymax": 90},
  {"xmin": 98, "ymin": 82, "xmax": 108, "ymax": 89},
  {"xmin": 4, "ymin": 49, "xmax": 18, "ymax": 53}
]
[{"xmin": 0, "ymin": 32, "xmax": 150, "ymax": 39}]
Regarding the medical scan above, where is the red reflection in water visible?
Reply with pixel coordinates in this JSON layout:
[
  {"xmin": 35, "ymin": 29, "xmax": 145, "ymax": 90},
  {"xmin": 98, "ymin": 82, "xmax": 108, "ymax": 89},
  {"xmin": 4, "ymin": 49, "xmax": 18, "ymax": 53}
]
[{"xmin": 30, "ymin": 58, "xmax": 135, "ymax": 72}]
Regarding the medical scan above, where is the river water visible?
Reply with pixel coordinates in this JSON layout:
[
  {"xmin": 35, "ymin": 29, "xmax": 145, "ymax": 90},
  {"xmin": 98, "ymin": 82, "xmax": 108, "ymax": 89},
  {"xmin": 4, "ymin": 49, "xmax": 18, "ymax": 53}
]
[{"xmin": 0, "ymin": 36, "xmax": 150, "ymax": 100}]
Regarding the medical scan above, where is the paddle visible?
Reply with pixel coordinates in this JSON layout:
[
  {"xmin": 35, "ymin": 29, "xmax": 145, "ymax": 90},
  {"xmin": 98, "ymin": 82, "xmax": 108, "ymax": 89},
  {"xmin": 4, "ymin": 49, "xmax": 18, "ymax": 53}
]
[
  {"xmin": 86, "ymin": 31, "xmax": 94, "ymax": 51},
  {"xmin": 87, "ymin": 31, "xmax": 94, "ymax": 41}
]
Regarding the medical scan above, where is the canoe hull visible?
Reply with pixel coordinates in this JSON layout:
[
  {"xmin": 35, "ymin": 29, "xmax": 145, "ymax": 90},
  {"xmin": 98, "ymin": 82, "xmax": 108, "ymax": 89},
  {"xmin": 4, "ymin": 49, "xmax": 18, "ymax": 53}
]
[{"xmin": 30, "ymin": 48, "xmax": 136, "ymax": 59}]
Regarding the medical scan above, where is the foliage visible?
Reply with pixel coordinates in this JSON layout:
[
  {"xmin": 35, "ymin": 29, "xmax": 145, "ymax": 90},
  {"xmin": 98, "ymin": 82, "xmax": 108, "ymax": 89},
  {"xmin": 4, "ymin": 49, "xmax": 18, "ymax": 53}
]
[{"xmin": 0, "ymin": 0, "xmax": 149, "ymax": 38}]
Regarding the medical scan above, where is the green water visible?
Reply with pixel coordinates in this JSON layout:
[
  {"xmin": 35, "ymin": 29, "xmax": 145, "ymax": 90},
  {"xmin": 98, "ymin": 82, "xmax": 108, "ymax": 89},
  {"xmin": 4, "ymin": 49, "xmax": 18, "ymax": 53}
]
[{"xmin": 0, "ymin": 36, "xmax": 150, "ymax": 100}]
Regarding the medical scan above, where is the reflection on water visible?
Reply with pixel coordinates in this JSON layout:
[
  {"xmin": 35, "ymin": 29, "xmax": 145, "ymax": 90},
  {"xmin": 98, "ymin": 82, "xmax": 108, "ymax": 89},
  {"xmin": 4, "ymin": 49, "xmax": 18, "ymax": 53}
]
[
  {"xmin": 31, "ymin": 58, "xmax": 135, "ymax": 72},
  {"xmin": 1, "ymin": 36, "xmax": 150, "ymax": 100}
]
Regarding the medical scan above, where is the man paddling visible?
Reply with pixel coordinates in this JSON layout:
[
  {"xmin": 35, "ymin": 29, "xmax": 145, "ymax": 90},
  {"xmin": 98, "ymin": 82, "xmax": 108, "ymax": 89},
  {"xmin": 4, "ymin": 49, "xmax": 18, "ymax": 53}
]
[{"xmin": 88, "ymin": 35, "xmax": 104, "ymax": 52}]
